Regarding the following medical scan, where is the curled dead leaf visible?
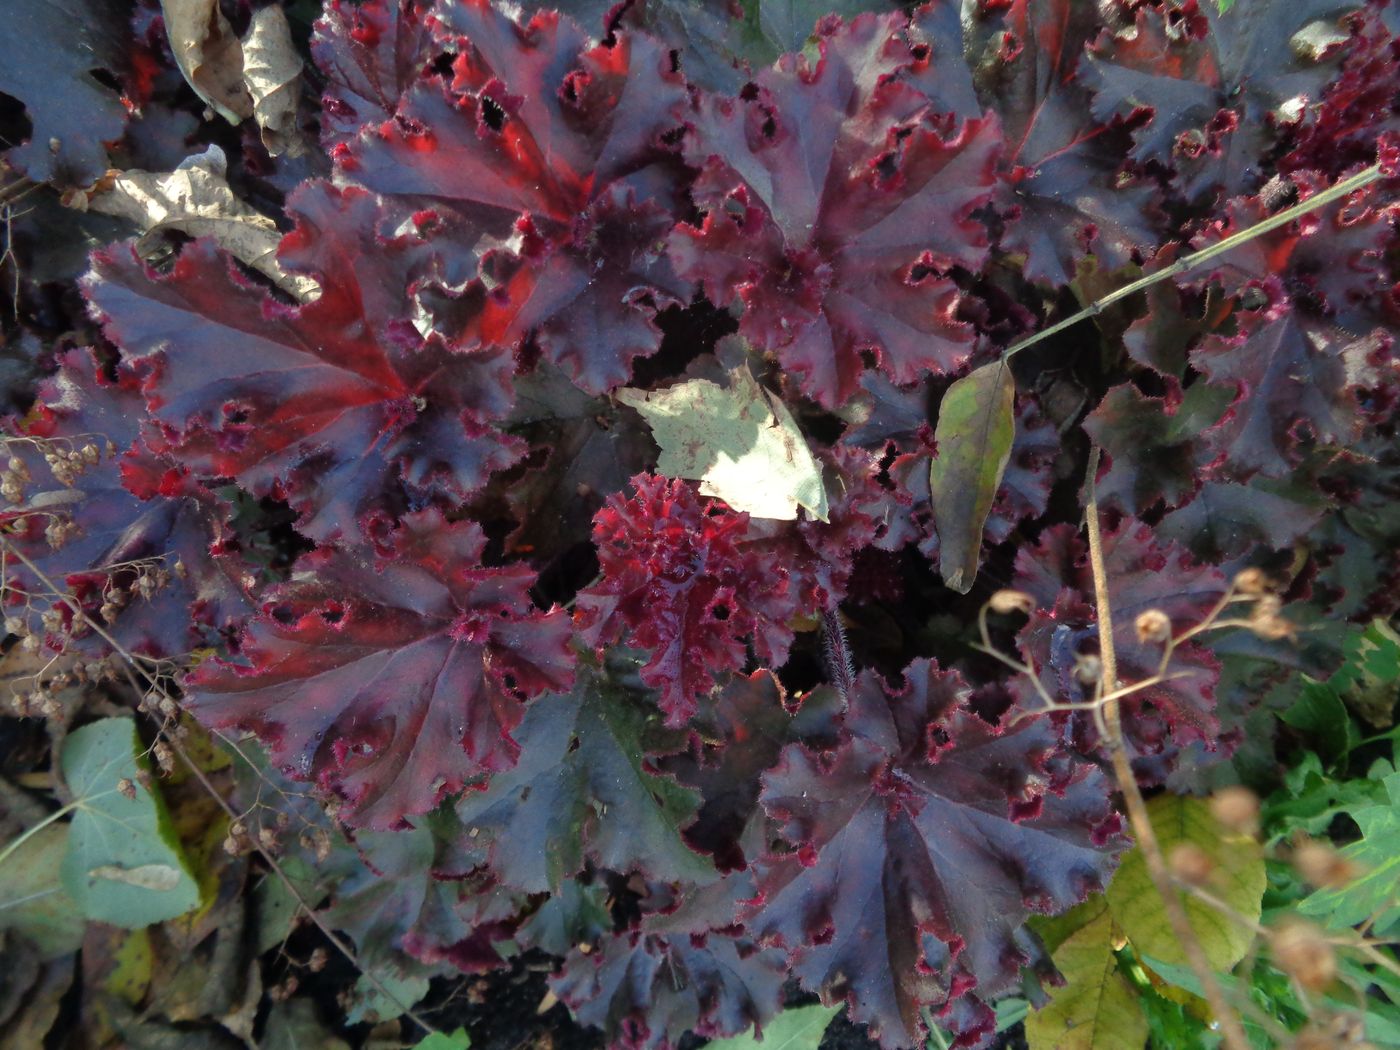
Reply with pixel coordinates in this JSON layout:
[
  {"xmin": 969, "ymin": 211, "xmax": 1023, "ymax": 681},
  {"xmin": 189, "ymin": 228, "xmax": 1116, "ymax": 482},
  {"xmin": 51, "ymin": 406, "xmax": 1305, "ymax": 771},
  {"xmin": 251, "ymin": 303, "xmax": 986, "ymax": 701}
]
[{"xmin": 80, "ymin": 146, "xmax": 318, "ymax": 301}]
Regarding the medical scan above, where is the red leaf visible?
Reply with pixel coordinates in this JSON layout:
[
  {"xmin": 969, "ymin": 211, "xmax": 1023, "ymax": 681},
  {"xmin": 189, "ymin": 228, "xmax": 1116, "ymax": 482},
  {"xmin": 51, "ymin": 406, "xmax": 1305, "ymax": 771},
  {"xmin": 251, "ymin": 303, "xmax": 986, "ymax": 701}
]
[
  {"xmin": 1, "ymin": 349, "xmax": 250, "ymax": 658},
  {"xmin": 313, "ymin": 0, "xmax": 437, "ymax": 150},
  {"xmin": 84, "ymin": 182, "xmax": 522, "ymax": 543},
  {"xmin": 186, "ymin": 510, "xmax": 574, "ymax": 830},
  {"xmin": 1191, "ymin": 286, "xmax": 1369, "ymax": 478},
  {"xmin": 343, "ymin": 2, "xmax": 690, "ymax": 392},
  {"xmin": 576, "ymin": 475, "xmax": 799, "ymax": 726},
  {"xmin": 748, "ymin": 660, "xmax": 1119, "ymax": 1049},
  {"xmin": 1082, "ymin": 0, "xmax": 1357, "ymax": 201},
  {"xmin": 1185, "ymin": 173, "xmax": 1398, "ymax": 328},
  {"xmin": 670, "ymin": 14, "xmax": 1000, "ymax": 407},
  {"xmin": 978, "ymin": 0, "xmax": 1163, "ymax": 285}
]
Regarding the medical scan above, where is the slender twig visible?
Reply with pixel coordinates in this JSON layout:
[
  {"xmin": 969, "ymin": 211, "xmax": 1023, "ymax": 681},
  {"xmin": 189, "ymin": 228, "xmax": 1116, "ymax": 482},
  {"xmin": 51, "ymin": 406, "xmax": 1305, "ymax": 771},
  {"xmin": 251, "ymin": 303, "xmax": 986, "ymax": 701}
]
[
  {"xmin": 1002, "ymin": 162, "xmax": 1385, "ymax": 363},
  {"xmin": 0, "ymin": 535, "xmax": 440, "ymax": 1038},
  {"xmin": 1082, "ymin": 449, "xmax": 1252, "ymax": 1050}
]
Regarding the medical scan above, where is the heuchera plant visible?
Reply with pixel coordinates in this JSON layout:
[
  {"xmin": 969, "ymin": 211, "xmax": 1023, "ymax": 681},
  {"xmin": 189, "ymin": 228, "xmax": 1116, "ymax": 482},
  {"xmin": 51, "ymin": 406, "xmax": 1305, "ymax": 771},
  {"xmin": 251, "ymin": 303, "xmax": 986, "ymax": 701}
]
[{"xmin": 5, "ymin": 0, "xmax": 1400, "ymax": 1046}]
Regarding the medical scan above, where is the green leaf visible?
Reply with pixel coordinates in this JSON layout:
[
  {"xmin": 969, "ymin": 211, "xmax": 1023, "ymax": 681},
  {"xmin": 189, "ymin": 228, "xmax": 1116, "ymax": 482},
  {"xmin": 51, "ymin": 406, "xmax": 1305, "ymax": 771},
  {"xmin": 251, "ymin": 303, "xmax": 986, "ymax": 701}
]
[
  {"xmin": 0, "ymin": 823, "xmax": 85, "ymax": 958},
  {"xmin": 1280, "ymin": 679, "xmax": 1357, "ymax": 765},
  {"xmin": 1298, "ymin": 772, "xmax": 1400, "ymax": 937},
  {"xmin": 1026, "ymin": 898, "xmax": 1147, "ymax": 1050},
  {"xmin": 1108, "ymin": 795, "xmax": 1265, "ymax": 974},
  {"xmin": 59, "ymin": 717, "xmax": 200, "ymax": 927},
  {"xmin": 702, "ymin": 1003, "xmax": 841, "ymax": 1050},
  {"xmin": 928, "ymin": 360, "xmax": 1016, "ymax": 592},
  {"xmin": 413, "ymin": 1030, "xmax": 471, "ymax": 1050},
  {"xmin": 255, "ymin": 856, "xmax": 328, "ymax": 954},
  {"xmin": 347, "ymin": 967, "xmax": 431, "ymax": 1024},
  {"xmin": 618, "ymin": 363, "xmax": 828, "ymax": 521}
]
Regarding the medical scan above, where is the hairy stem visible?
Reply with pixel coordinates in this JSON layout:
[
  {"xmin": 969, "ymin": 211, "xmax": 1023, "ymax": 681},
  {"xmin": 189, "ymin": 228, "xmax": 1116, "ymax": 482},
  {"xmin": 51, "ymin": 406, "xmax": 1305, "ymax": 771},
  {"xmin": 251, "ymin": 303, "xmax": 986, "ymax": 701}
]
[{"xmin": 1082, "ymin": 450, "xmax": 1251, "ymax": 1050}]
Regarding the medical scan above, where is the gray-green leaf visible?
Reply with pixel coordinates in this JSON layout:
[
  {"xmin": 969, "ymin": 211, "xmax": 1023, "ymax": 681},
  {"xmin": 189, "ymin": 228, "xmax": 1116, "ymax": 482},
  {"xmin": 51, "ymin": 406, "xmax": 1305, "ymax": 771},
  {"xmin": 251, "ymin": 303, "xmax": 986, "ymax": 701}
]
[
  {"xmin": 619, "ymin": 365, "xmax": 828, "ymax": 522},
  {"xmin": 929, "ymin": 360, "xmax": 1016, "ymax": 592},
  {"xmin": 60, "ymin": 718, "xmax": 200, "ymax": 927}
]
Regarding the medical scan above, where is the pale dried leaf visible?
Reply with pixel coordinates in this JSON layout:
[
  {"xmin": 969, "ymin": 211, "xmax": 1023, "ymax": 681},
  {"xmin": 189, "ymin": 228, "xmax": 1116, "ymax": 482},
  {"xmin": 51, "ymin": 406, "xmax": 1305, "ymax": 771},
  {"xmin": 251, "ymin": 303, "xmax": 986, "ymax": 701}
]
[
  {"xmin": 84, "ymin": 146, "xmax": 318, "ymax": 301},
  {"xmin": 619, "ymin": 367, "xmax": 828, "ymax": 521},
  {"xmin": 160, "ymin": 0, "xmax": 253, "ymax": 123},
  {"xmin": 243, "ymin": 5, "xmax": 305, "ymax": 157}
]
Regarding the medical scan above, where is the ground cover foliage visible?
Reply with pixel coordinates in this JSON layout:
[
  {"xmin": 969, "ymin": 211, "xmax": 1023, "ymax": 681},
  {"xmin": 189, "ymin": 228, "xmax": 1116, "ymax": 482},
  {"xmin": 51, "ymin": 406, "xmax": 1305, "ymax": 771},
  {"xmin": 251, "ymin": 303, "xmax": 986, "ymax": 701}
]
[{"xmin": 2, "ymin": 0, "xmax": 1400, "ymax": 1047}]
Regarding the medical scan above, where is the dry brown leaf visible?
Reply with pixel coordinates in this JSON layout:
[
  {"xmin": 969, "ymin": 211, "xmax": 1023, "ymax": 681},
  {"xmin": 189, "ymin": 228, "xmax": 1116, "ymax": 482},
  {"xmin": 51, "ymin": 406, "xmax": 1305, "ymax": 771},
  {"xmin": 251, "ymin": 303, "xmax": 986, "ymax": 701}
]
[
  {"xmin": 160, "ymin": 0, "xmax": 253, "ymax": 123},
  {"xmin": 82, "ymin": 146, "xmax": 319, "ymax": 301},
  {"xmin": 243, "ymin": 5, "xmax": 305, "ymax": 157}
]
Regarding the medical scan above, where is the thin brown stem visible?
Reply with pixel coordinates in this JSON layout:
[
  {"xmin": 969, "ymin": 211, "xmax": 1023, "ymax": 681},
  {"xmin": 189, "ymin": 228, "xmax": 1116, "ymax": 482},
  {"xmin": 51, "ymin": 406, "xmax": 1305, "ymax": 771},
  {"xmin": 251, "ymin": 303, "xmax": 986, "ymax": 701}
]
[
  {"xmin": 1083, "ymin": 450, "xmax": 1252, "ymax": 1050},
  {"xmin": 0, "ymin": 535, "xmax": 441, "ymax": 1038}
]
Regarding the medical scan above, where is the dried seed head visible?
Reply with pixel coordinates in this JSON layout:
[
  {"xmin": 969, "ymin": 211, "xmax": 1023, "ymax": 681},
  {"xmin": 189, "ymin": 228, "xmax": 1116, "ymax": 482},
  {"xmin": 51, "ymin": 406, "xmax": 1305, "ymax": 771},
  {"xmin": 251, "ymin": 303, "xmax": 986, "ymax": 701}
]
[
  {"xmin": 152, "ymin": 741, "xmax": 175, "ymax": 776},
  {"xmin": 1073, "ymin": 653, "xmax": 1102, "ymax": 686},
  {"xmin": 1293, "ymin": 840, "xmax": 1361, "ymax": 889},
  {"xmin": 257, "ymin": 825, "xmax": 280, "ymax": 852},
  {"xmin": 300, "ymin": 826, "xmax": 332, "ymax": 864},
  {"xmin": 4, "ymin": 617, "xmax": 25, "ymax": 636},
  {"xmin": 308, "ymin": 947, "xmax": 328, "ymax": 973},
  {"xmin": 1168, "ymin": 842, "xmax": 1215, "ymax": 886},
  {"xmin": 20, "ymin": 633, "xmax": 41, "ymax": 653},
  {"xmin": 1272, "ymin": 921, "xmax": 1337, "ymax": 992},
  {"xmin": 117, "ymin": 777, "xmax": 137, "ymax": 800},
  {"xmin": 6, "ymin": 455, "xmax": 25, "ymax": 475},
  {"xmin": 1134, "ymin": 609, "xmax": 1172, "ymax": 644},
  {"xmin": 1209, "ymin": 786, "xmax": 1260, "ymax": 836},
  {"xmin": 987, "ymin": 589, "xmax": 1035, "ymax": 616},
  {"xmin": 80, "ymin": 444, "xmax": 99, "ymax": 465},
  {"xmin": 1250, "ymin": 608, "xmax": 1297, "ymax": 641}
]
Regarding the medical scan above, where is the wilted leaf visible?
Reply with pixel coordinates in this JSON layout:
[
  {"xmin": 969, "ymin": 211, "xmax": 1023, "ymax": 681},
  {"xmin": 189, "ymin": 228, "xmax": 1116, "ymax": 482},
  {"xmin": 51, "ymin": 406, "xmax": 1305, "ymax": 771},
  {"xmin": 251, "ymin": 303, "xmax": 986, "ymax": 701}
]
[
  {"xmin": 1025, "ymin": 897, "xmax": 1147, "ymax": 1050},
  {"xmin": 243, "ymin": 5, "xmax": 305, "ymax": 157},
  {"xmin": 929, "ymin": 360, "xmax": 1016, "ymax": 592},
  {"xmin": 619, "ymin": 365, "xmax": 828, "ymax": 521},
  {"xmin": 161, "ymin": 0, "xmax": 254, "ymax": 124},
  {"xmin": 81, "ymin": 146, "xmax": 318, "ymax": 301},
  {"xmin": 1107, "ymin": 794, "xmax": 1265, "ymax": 974},
  {"xmin": 59, "ymin": 718, "xmax": 201, "ymax": 928}
]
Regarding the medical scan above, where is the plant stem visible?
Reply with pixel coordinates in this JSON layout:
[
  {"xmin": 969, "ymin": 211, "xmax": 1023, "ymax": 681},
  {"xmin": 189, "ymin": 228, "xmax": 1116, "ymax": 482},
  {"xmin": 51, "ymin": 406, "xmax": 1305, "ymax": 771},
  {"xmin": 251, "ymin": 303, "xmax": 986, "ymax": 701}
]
[
  {"xmin": 0, "ymin": 535, "xmax": 442, "ymax": 1039},
  {"xmin": 1082, "ymin": 449, "xmax": 1252, "ymax": 1050},
  {"xmin": 1004, "ymin": 162, "xmax": 1384, "ymax": 362},
  {"xmin": 0, "ymin": 797, "xmax": 86, "ymax": 870}
]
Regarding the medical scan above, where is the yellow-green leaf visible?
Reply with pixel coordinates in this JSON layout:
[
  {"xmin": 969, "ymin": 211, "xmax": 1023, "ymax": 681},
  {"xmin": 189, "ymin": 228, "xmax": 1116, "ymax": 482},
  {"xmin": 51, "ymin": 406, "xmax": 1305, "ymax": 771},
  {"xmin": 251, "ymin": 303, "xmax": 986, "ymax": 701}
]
[
  {"xmin": 618, "ymin": 366, "xmax": 828, "ymax": 522},
  {"xmin": 929, "ymin": 360, "xmax": 1015, "ymax": 592},
  {"xmin": 1107, "ymin": 794, "xmax": 1265, "ymax": 974},
  {"xmin": 1026, "ymin": 902, "xmax": 1146, "ymax": 1050}
]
